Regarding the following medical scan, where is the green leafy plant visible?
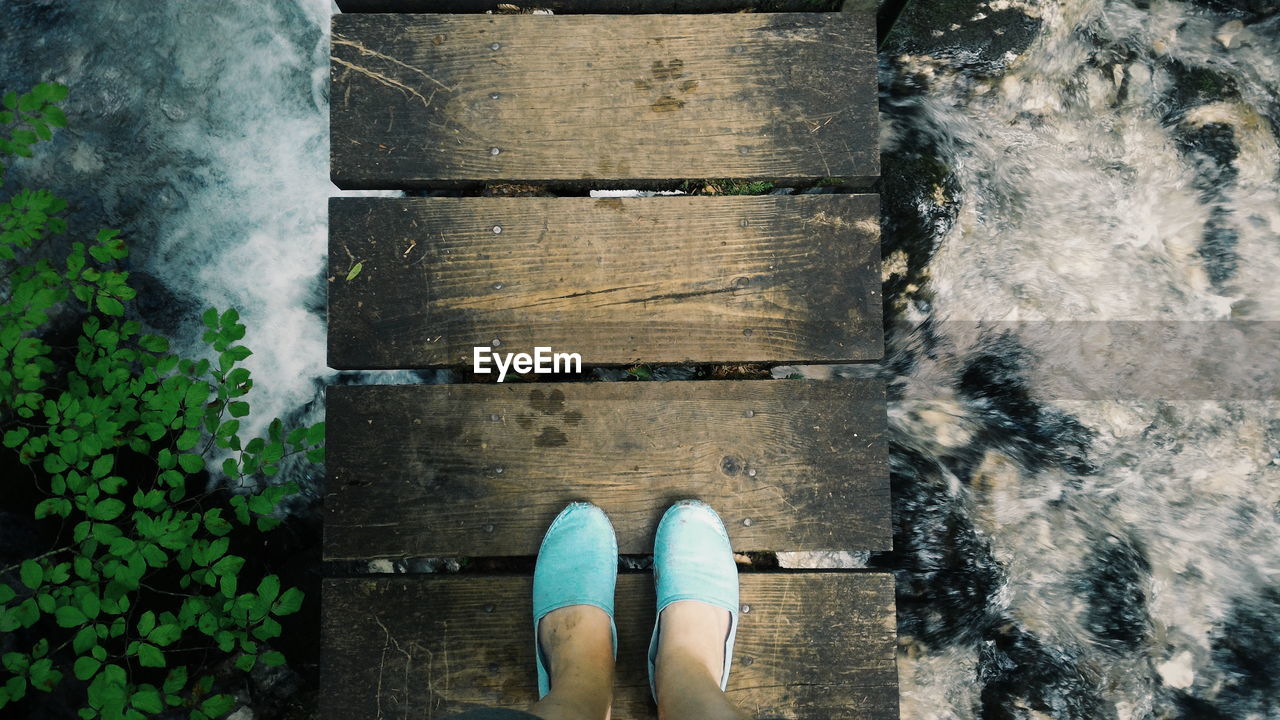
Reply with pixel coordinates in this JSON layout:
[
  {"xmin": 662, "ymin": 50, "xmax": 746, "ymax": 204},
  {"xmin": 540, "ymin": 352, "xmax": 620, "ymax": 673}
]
[
  {"xmin": 679, "ymin": 178, "xmax": 776, "ymax": 196},
  {"xmin": 625, "ymin": 364, "xmax": 654, "ymax": 380},
  {"xmin": 0, "ymin": 83, "xmax": 322, "ymax": 720}
]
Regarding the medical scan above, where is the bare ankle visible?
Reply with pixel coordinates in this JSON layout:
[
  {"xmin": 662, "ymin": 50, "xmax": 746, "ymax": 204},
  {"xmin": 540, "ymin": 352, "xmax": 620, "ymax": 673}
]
[
  {"xmin": 539, "ymin": 605, "xmax": 614, "ymax": 679},
  {"xmin": 656, "ymin": 600, "xmax": 731, "ymax": 687}
]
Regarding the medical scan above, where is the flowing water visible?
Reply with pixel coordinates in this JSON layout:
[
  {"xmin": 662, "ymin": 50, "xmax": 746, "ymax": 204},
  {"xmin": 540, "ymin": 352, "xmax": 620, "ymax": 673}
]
[
  {"xmin": 874, "ymin": 1, "xmax": 1280, "ymax": 717},
  {"xmin": 1, "ymin": 0, "xmax": 1278, "ymax": 717}
]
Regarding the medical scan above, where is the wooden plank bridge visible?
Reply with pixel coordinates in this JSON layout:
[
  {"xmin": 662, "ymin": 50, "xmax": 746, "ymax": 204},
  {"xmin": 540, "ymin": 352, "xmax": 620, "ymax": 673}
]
[{"xmin": 322, "ymin": 2, "xmax": 896, "ymax": 718}]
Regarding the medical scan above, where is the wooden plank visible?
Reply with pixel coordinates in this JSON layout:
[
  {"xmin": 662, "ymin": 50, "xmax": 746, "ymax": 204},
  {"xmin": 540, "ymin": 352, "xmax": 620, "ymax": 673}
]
[
  {"xmin": 320, "ymin": 573, "xmax": 899, "ymax": 720},
  {"xmin": 328, "ymin": 195, "xmax": 882, "ymax": 369},
  {"xmin": 336, "ymin": 0, "xmax": 844, "ymax": 11},
  {"xmin": 330, "ymin": 12, "xmax": 878, "ymax": 187},
  {"xmin": 324, "ymin": 378, "xmax": 889, "ymax": 559}
]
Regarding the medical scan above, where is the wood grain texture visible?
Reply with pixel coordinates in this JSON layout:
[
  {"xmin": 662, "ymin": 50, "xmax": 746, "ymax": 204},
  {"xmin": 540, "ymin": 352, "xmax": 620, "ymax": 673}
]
[
  {"xmin": 320, "ymin": 573, "xmax": 899, "ymax": 720},
  {"xmin": 324, "ymin": 378, "xmax": 889, "ymax": 559},
  {"xmin": 328, "ymin": 195, "xmax": 882, "ymax": 369},
  {"xmin": 336, "ymin": 0, "xmax": 843, "ymax": 11},
  {"xmin": 330, "ymin": 12, "xmax": 878, "ymax": 187}
]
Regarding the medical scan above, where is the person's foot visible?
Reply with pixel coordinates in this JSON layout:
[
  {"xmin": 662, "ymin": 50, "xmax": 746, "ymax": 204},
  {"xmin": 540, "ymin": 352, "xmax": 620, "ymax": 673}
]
[
  {"xmin": 647, "ymin": 500, "xmax": 740, "ymax": 701},
  {"xmin": 532, "ymin": 502, "xmax": 618, "ymax": 698},
  {"xmin": 655, "ymin": 600, "xmax": 731, "ymax": 687},
  {"xmin": 538, "ymin": 604, "xmax": 616, "ymax": 683}
]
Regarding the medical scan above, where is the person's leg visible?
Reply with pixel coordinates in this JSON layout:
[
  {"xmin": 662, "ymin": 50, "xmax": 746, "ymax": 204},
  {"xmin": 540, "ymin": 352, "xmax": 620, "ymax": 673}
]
[
  {"xmin": 653, "ymin": 601, "xmax": 749, "ymax": 720},
  {"xmin": 529, "ymin": 605, "xmax": 615, "ymax": 720}
]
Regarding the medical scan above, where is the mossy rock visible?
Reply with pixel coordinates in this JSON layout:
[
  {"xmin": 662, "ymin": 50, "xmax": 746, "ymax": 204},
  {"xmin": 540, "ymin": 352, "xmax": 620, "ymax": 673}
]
[
  {"xmin": 881, "ymin": 147, "xmax": 959, "ymax": 280},
  {"xmin": 881, "ymin": 0, "xmax": 1041, "ymax": 73},
  {"xmin": 1185, "ymin": 0, "xmax": 1278, "ymax": 20},
  {"xmin": 1162, "ymin": 60, "xmax": 1240, "ymax": 122}
]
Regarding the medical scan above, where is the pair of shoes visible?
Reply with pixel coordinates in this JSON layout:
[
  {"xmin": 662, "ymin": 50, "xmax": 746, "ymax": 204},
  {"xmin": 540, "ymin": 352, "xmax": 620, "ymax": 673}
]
[{"xmin": 531, "ymin": 500, "xmax": 740, "ymax": 702}]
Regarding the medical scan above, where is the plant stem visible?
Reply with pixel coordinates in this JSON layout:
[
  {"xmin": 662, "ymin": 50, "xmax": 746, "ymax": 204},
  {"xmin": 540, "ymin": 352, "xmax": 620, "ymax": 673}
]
[{"xmin": 0, "ymin": 545, "xmax": 74, "ymax": 574}]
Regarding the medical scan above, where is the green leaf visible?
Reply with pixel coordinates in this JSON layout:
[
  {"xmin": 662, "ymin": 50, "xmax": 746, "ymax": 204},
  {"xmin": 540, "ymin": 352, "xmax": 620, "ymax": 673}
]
[
  {"xmin": 257, "ymin": 575, "xmax": 281, "ymax": 605},
  {"xmin": 131, "ymin": 687, "xmax": 162, "ymax": 713},
  {"xmin": 20, "ymin": 560, "xmax": 43, "ymax": 589},
  {"xmin": 91, "ymin": 455, "xmax": 114, "ymax": 478},
  {"xmin": 79, "ymin": 591, "xmax": 102, "ymax": 619},
  {"xmin": 149, "ymin": 623, "xmax": 181, "ymax": 647},
  {"xmin": 138, "ymin": 334, "xmax": 168, "ymax": 352},
  {"xmin": 3, "ymin": 676, "xmax": 26, "ymax": 702},
  {"xmin": 227, "ymin": 401, "xmax": 250, "ymax": 418},
  {"xmin": 218, "ymin": 574, "xmax": 237, "ymax": 599},
  {"xmin": 34, "ymin": 499, "xmax": 60, "ymax": 520},
  {"xmin": 73, "ymin": 626, "xmax": 98, "ymax": 654},
  {"xmin": 42, "ymin": 104, "xmax": 67, "ymax": 127},
  {"xmin": 184, "ymin": 381, "xmax": 210, "ymax": 409},
  {"xmin": 261, "ymin": 650, "xmax": 287, "ymax": 668},
  {"xmin": 100, "ymin": 475, "xmax": 127, "ymax": 495},
  {"xmin": 3, "ymin": 428, "xmax": 29, "ymax": 448},
  {"xmin": 141, "ymin": 544, "xmax": 167, "ymax": 568},
  {"xmin": 214, "ymin": 630, "xmax": 235, "ymax": 652},
  {"xmin": 253, "ymin": 619, "xmax": 282, "ymax": 641},
  {"xmin": 55, "ymin": 605, "xmax": 87, "ymax": 627},
  {"xmin": 219, "ymin": 308, "xmax": 240, "ymax": 329},
  {"xmin": 91, "ymin": 522, "xmax": 122, "ymax": 544},
  {"xmin": 91, "ymin": 499, "xmax": 125, "ymax": 521},
  {"xmin": 74, "ymin": 556, "xmax": 95, "ymax": 581},
  {"xmin": 274, "ymin": 587, "xmax": 304, "ymax": 615},
  {"xmin": 2, "ymin": 652, "xmax": 29, "ymax": 674},
  {"xmin": 42, "ymin": 454, "xmax": 67, "ymax": 474},
  {"xmin": 200, "ymin": 694, "xmax": 235, "ymax": 717},
  {"xmin": 306, "ymin": 422, "xmax": 326, "ymax": 445},
  {"xmin": 138, "ymin": 610, "xmax": 156, "ymax": 637},
  {"xmin": 5, "ymin": 676, "xmax": 26, "ymax": 702},
  {"xmin": 204, "ymin": 511, "xmax": 232, "ymax": 537},
  {"xmin": 234, "ymin": 653, "xmax": 256, "ymax": 672},
  {"xmin": 74, "ymin": 656, "xmax": 102, "ymax": 681},
  {"xmin": 96, "ymin": 295, "xmax": 124, "ymax": 316},
  {"xmin": 45, "ymin": 564, "xmax": 67, "ymax": 586},
  {"xmin": 172, "ymin": 426, "xmax": 198, "ymax": 451},
  {"xmin": 212, "ymin": 555, "xmax": 244, "ymax": 578},
  {"xmin": 28, "ymin": 657, "xmax": 56, "ymax": 690},
  {"xmin": 162, "ymin": 666, "xmax": 187, "ymax": 695},
  {"xmin": 345, "ymin": 262, "xmax": 364, "ymax": 281},
  {"xmin": 0, "ymin": 585, "xmax": 14, "ymax": 603},
  {"xmin": 108, "ymin": 537, "xmax": 135, "ymax": 557},
  {"xmin": 178, "ymin": 453, "xmax": 204, "ymax": 474},
  {"xmin": 137, "ymin": 643, "xmax": 165, "ymax": 668}
]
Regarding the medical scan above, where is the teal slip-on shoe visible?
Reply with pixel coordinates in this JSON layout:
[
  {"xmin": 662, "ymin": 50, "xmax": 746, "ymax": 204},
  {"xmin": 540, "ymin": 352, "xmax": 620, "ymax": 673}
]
[
  {"xmin": 647, "ymin": 500, "xmax": 740, "ymax": 701},
  {"xmin": 532, "ymin": 502, "xmax": 618, "ymax": 698}
]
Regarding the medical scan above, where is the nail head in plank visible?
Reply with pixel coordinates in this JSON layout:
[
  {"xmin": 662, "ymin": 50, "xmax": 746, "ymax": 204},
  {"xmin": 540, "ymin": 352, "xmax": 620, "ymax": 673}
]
[
  {"xmin": 328, "ymin": 195, "xmax": 883, "ymax": 369},
  {"xmin": 330, "ymin": 12, "xmax": 878, "ymax": 187},
  {"xmin": 320, "ymin": 573, "xmax": 899, "ymax": 720},
  {"xmin": 323, "ymin": 379, "xmax": 890, "ymax": 559}
]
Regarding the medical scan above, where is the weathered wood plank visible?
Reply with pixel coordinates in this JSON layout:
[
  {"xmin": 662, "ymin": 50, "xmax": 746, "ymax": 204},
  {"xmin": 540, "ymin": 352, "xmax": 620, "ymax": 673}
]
[
  {"xmin": 328, "ymin": 195, "xmax": 882, "ymax": 369},
  {"xmin": 320, "ymin": 573, "xmax": 899, "ymax": 720},
  {"xmin": 330, "ymin": 12, "xmax": 878, "ymax": 187},
  {"xmin": 324, "ymin": 379, "xmax": 889, "ymax": 559},
  {"xmin": 336, "ymin": 0, "xmax": 844, "ymax": 11}
]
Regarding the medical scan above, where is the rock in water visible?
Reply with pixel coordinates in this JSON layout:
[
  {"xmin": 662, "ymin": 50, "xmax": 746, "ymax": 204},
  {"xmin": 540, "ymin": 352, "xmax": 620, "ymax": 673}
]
[{"xmin": 881, "ymin": 0, "xmax": 1042, "ymax": 74}]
